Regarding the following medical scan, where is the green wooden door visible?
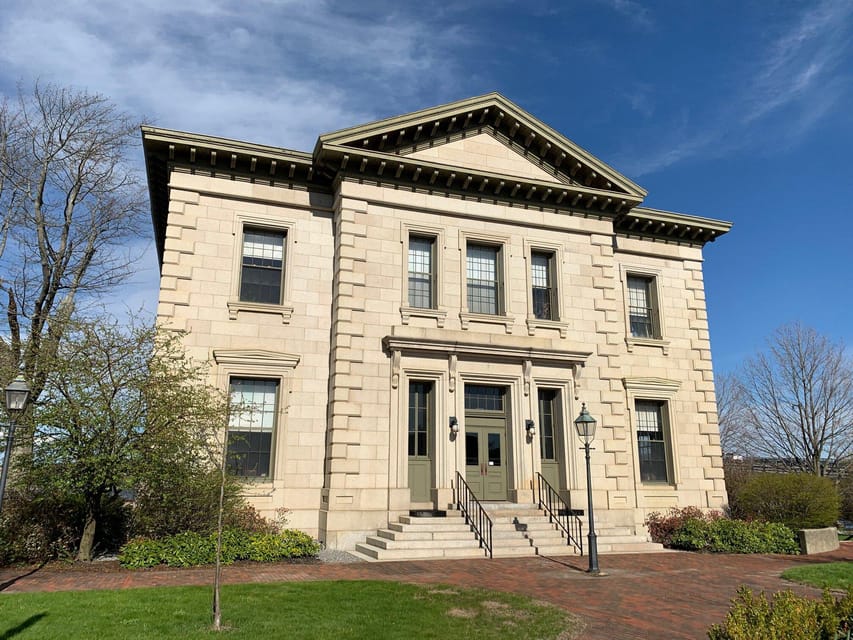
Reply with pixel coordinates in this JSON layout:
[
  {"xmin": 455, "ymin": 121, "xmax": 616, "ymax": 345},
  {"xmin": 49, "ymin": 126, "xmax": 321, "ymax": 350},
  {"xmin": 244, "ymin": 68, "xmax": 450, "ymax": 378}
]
[
  {"xmin": 408, "ymin": 381, "xmax": 433, "ymax": 503},
  {"xmin": 538, "ymin": 389, "xmax": 562, "ymax": 490},
  {"xmin": 464, "ymin": 385, "xmax": 508, "ymax": 501}
]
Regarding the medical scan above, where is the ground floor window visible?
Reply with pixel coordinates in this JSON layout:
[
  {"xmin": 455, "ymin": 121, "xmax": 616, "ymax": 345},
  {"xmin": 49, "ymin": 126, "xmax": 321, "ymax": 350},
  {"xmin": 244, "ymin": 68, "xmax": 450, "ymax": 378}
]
[
  {"xmin": 635, "ymin": 400, "xmax": 668, "ymax": 482},
  {"xmin": 228, "ymin": 378, "xmax": 278, "ymax": 478}
]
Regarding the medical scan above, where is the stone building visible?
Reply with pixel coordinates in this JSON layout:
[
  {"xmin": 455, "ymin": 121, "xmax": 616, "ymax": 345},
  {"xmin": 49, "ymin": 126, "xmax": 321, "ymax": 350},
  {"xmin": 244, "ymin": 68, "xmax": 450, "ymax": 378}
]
[{"xmin": 142, "ymin": 93, "xmax": 731, "ymax": 557}]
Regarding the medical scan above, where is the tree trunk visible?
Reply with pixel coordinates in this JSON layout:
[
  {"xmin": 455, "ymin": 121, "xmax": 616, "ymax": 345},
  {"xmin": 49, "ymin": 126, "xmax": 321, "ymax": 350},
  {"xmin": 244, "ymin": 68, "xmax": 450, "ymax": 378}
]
[{"xmin": 77, "ymin": 507, "xmax": 97, "ymax": 562}]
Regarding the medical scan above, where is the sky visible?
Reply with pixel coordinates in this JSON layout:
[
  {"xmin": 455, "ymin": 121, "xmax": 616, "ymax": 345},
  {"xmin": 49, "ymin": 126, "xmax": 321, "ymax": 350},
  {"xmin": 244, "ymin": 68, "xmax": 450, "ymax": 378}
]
[{"xmin": 0, "ymin": 0, "xmax": 850, "ymax": 374}]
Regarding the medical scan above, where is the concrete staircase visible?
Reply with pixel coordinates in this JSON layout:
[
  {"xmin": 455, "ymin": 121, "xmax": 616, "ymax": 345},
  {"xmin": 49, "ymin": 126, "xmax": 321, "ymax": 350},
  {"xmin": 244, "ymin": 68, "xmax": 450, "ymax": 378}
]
[
  {"xmin": 352, "ymin": 503, "xmax": 662, "ymax": 561},
  {"xmin": 353, "ymin": 512, "xmax": 487, "ymax": 561}
]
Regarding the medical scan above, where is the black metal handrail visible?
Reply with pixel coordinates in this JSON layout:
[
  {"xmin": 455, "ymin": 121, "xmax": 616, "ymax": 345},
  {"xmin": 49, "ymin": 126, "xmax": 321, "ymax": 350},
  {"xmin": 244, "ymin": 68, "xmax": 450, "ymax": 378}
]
[
  {"xmin": 454, "ymin": 471, "xmax": 493, "ymax": 558},
  {"xmin": 536, "ymin": 472, "xmax": 583, "ymax": 555}
]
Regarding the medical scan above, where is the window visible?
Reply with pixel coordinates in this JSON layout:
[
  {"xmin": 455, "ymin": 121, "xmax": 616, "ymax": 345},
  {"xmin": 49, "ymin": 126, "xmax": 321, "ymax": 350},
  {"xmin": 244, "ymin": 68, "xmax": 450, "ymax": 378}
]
[
  {"xmin": 531, "ymin": 251, "xmax": 556, "ymax": 320},
  {"xmin": 467, "ymin": 243, "xmax": 501, "ymax": 315},
  {"xmin": 635, "ymin": 400, "xmax": 668, "ymax": 483},
  {"xmin": 240, "ymin": 229, "xmax": 285, "ymax": 304},
  {"xmin": 228, "ymin": 378, "xmax": 278, "ymax": 478},
  {"xmin": 464, "ymin": 385, "xmax": 505, "ymax": 411},
  {"xmin": 408, "ymin": 236, "xmax": 435, "ymax": 308},
  {"xmin": 408, "ymin": 381, "xmax": 433, "ymax": 457},
  {"xmin": 627, "ymin": 275, "xmax": 658, "ymax": 339},
  {"xmin": 538, "ymin": 389, "xmax": 558, "ymax": 461}
]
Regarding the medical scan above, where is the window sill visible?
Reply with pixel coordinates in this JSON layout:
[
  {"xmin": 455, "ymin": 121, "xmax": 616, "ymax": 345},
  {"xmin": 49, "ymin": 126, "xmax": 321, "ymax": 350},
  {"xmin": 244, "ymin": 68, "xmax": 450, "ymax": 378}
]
[
  {"xmin": 238, "ymin": 481, "xmax": 275, "ymax": 497},
  {"xmin": 227, "ymin": 300, "xmax": 294, "ymax": 324},
  {"xmin": 626, "ymin": 336, "xmax": 670, "ymax": 355},
  {"xmin": 526, "ymin": 317, "xmax": 569, "ymax": 338},
  {"xmin": 459, "ymin": 311, "xmax": 514, "ymax": 334},
  {"xmin": 400, "ymin": 306, "xmax": 447, "ymax": 328}
]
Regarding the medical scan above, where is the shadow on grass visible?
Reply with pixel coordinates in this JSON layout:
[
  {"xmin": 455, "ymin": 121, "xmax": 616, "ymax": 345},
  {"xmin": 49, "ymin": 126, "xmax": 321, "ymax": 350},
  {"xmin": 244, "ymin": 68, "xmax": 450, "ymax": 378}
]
[
  {"xmin": 0, "ymin": 613, "xmax": 47, "ymax": 640},
  {"xmin": 0, "ymin": 563, "xmax": 47, "ymax": 593}
]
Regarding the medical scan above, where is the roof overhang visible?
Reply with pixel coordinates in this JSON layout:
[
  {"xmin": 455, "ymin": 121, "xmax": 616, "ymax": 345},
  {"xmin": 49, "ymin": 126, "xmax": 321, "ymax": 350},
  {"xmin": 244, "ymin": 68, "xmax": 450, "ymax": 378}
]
[{"xmin": 615, "ymin": 207, "xmax": 733, "ymax": 245}]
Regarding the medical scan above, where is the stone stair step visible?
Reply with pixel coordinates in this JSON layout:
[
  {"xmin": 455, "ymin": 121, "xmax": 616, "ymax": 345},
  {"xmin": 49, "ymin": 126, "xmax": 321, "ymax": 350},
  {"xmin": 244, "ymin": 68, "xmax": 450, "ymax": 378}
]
[
  {"xmin": 534, "ymin": 544, "xmax": 581, "ymax": 556},
  {"xmin": 389, "ymin": 521, "xmax": 473, "ymax": 533},
  {"xmin": 492, "ymin": 546, "xmax": 538, "ymax": 558},
  {"xmin": 398, "ymin": 515, "xmax": 467, "ymax": 526},
  {"xmin": 353, "ymin": 543, "xmax": 487, "ymax": 561},
  {"xmin": 364, "ymin": 536, "xmax": 481, "ymax": 551}
]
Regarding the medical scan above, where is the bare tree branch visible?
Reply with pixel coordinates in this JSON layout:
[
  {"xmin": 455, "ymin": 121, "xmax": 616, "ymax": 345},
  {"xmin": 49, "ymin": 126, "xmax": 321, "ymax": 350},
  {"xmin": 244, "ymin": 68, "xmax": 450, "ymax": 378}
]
[
  {"xmin": 0, "ymin": 81, "xmax": 146, "ymax": 404},
  {"xmin": 736, "ymin": 323, "xmax": 853, "ymax": 475}
]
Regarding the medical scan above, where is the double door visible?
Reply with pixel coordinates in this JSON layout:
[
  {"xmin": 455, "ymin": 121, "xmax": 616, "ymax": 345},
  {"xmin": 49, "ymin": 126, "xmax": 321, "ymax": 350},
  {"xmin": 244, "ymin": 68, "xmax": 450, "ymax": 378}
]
[{"xmin": 464, "ymin": 386, "xmax": 508, "ymax": 500}]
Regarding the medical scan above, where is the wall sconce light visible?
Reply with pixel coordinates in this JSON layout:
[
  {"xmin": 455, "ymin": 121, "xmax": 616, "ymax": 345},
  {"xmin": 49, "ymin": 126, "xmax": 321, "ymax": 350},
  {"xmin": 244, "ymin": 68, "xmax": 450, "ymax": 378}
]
[
  {"xmin": 449, "ymin": 416, "xmax": 459, "ymax": 434},
  {"xmin": 525, "ymin": 419, "xmax": 535, "ymax": 436}
]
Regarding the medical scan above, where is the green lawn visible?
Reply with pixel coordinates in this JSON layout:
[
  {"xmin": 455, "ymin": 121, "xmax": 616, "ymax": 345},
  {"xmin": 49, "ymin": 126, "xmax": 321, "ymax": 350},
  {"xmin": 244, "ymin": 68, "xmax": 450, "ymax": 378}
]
[
  {"xmin": 782, "ymin": 562, "xmax": 853, "ymax": 590},
  {"xmin": 0, "ymin": 580, "xmax": 581, "ymax": 639}
]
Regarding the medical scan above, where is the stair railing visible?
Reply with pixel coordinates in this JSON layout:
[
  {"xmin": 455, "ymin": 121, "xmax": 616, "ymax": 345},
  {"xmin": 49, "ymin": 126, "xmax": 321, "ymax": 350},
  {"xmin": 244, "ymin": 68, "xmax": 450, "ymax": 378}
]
[
  {"xmin": 536, "ymin": 472, "xmax": 584, "ymax": 555},
  {"xmin": 454, "ymin": 471, "xmax": 493, "ymax": 558}
]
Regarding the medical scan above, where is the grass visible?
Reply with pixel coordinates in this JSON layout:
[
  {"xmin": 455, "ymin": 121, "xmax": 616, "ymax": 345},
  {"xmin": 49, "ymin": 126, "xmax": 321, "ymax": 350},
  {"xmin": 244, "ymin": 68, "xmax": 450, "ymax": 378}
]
[
  {"xmin": 0, "ymin": 580, "xmax": 581, "ymax": 639},
  {"xmin": 782, "ymin": 562, "xmax": 853, "ymax": 590}
]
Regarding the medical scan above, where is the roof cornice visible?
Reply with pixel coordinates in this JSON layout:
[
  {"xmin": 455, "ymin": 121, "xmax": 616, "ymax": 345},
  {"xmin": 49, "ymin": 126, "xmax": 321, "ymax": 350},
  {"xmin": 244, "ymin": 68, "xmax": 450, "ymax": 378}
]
[
  {"xmin": 316, "ymin": 93, "xmax": 647, "ymax": 199},
  {"xmin": 615, "ymin": 206, "xmax": 733, "ymax": 245},
  {"xmin": 317, "ymin": 142, "xmax": 642, "ymax": 216}
]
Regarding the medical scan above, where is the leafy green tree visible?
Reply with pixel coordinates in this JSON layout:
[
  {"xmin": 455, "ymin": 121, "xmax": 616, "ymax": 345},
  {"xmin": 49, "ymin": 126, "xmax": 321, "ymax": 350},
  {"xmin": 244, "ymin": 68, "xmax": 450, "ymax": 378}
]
[{"xmin": 26, "ymin": 318, "xmax": 229, "ymax": 561}]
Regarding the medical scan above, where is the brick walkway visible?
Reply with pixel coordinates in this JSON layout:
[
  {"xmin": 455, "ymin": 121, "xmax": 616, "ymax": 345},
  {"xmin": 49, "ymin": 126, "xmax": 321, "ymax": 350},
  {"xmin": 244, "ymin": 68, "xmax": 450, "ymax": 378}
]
[{"xmin": 2, "ymin": 544, "xmax": 852, "ymax": 639}]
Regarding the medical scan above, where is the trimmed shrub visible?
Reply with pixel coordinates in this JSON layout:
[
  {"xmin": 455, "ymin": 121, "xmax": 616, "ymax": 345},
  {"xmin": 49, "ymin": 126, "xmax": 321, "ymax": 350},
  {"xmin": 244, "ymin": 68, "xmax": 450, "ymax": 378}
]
[
  {"xmin": 670, "ymin": 518, "xmax": 798, "ymax": 554},
  {"xmin": 118, "ymin": 528, "xmax": 320, "ymax": 568},
  {"xmin": 736, "ymin": 473, "xmax": 840, "ymax": 530},
  {"xmin": 645, "ymin": 506, "xmax": 721, "ymax": 546},
  {"xmin": 708, "ymin": 587, "xmax": 853, "ymax": 639}
]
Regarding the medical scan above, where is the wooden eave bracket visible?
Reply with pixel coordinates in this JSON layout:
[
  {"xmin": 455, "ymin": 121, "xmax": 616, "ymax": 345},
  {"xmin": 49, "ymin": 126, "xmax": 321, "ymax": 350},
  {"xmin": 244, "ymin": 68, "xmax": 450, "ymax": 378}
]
[
  {"xmin": 615, "ymin": 207, "xmax": 733, "ymax": 245},
  {"xmin": 317, "ymin": 143, "xmax": 641, "ymax": 215}
]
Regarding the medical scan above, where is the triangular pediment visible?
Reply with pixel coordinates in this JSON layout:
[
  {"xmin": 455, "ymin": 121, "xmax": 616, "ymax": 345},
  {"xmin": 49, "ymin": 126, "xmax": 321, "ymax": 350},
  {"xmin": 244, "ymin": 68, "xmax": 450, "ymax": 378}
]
[
  {"xmin": 406, "ymin": 132, "xmax": 559, "ymax": 183},
  {"xmin": 316, "ymin": 93, "xmax": 646, "ymax": 200}
]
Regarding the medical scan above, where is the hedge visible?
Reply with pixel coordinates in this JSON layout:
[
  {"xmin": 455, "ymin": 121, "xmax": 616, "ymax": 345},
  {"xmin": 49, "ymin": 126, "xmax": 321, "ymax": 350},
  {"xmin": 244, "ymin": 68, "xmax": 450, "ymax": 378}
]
[{"xmin": 119, "ymin": 528, "xmax": 320, "ymax": 568}]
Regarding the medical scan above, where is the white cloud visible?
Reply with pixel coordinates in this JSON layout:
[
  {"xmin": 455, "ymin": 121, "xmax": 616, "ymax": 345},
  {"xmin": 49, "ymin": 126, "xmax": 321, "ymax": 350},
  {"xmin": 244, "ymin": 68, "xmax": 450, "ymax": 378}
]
[{"xmin": 0, "ymin": 0, "xmax": 478, "ymax": 149}]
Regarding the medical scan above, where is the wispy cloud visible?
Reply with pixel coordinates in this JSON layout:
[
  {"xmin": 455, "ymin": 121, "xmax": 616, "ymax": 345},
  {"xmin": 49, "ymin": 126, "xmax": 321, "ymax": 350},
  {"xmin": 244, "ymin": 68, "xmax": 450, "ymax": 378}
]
[
  {"xmin": 596, "ymin": 0, "xmax": 656, "ymax": 32},
  {"xmin": 620, "ymin": 0, "xmax": 852, "ymax": 177}
]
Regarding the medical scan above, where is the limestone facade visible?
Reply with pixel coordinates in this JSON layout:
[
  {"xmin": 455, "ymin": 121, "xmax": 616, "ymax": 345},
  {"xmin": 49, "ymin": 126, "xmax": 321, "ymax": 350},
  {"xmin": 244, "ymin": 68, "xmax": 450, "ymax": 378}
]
[{"xmin": 142, "ymin": 94, "xmax": 732, "ymax": 549}]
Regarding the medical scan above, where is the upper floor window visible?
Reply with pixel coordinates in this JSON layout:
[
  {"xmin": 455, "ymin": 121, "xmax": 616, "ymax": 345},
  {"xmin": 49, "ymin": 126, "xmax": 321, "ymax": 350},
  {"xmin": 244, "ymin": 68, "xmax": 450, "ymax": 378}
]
[
  {"xmin": 467, "ymin": 243, "xmax": 502, "ymax": 315},
  {"xmin": 408, "ymin": 235, "xmax": 435, "ymax": 309},
  {"xmin": 240, "ymin": 229, "xmax": 285, "ymax": 305},
  {"xmin": 635, "ymin": 400, "xmax": 668, "ymax": 483},
  {"xmin": 228, "ymin": 378, "xmax": 279, "ymax": 478},
  {"xmin": 627, "ymin": 275, "xmax": 659, "ymax": 339},
  {"xmin": 531, "ymin": 251, "xmax": 556, "ymax": 320}
]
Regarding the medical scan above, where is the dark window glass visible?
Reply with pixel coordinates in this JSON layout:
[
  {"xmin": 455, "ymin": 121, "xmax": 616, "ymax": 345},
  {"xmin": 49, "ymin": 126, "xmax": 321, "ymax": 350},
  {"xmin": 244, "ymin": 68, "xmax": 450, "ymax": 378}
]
[
  {"xmin": 408, "ymin": 236, "xmax": 434, "ymax": 308},
  {"xmin": 465, "ymin": 432, "xmax": 479, "ymax": 466},
  {"xmin": 627, "ymin": 276, "xmax": 657, "ymax": 338},
  {"xmin": 408, "ymin": 381, "xmax": 432, "ymax": 457},
  {"xmin": 467, "ymin": 243, "xmax": 500, "ymax": 314},
  {"xmin": 487, "ymin": 433, "xmax": 501, "ymax": 466},
  {"xmin": 636, "ymin": 400, "xmax": 668, "ymax": 482},
  {"xmin": 538, "ymin": 389, "xmax": 558, "ymax": 461},
  {"xmin": 464, "ymin": 385, "xmax": 505, "ymax": 412},
  {"xmin": 228, "ymin": 378, "xmax": 278, "ymax": 478},
  {"xmin": 240, "ymin": 229, "xmax": 285, "ymax": 304},
  {"xmin": 531, "ymin": 251, "xmax": 555, "ymax": 320}
]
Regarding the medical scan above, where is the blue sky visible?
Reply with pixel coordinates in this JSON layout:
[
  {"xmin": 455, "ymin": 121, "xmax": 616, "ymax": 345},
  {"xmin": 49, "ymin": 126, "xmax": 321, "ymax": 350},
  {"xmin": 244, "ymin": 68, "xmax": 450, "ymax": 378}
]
[{"xmin": 1, "ymin": 0, "xmax": 850, "ymax": 374}]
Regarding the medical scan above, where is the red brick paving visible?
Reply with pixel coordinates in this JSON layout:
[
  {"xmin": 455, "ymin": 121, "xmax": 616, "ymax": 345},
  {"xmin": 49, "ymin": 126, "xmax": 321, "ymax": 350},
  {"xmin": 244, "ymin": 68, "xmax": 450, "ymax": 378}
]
[{"xmin": 2, "ymin": 545, "xmax": 852, "ymax": 639}]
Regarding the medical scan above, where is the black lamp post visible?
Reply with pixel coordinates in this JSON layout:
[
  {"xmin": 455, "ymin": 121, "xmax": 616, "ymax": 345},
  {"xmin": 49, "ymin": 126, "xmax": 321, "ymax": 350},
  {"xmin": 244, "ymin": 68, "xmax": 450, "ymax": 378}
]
[
  {"xmin": 0, "ymin": 375, "xmax": 32, "ymax": 515},
  {"xmin": 574, "ymin": 402, "xmax": 600, "ymax": 575}
]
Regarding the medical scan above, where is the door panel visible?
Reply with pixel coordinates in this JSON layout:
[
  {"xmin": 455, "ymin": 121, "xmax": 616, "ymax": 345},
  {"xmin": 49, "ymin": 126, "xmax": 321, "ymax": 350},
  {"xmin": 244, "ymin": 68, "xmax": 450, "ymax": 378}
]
[{"xmin": 538, "ymin": 389, "xmax": 562, "ymax": 490}]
